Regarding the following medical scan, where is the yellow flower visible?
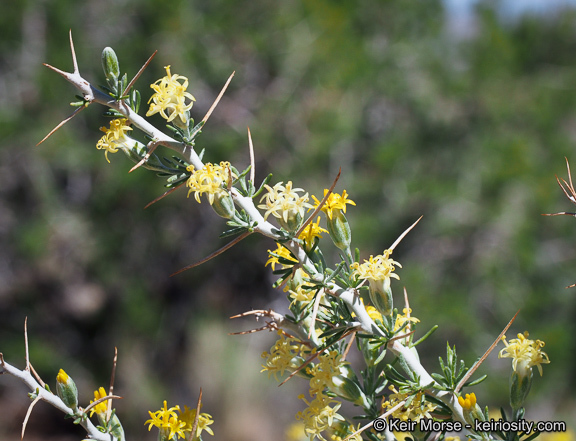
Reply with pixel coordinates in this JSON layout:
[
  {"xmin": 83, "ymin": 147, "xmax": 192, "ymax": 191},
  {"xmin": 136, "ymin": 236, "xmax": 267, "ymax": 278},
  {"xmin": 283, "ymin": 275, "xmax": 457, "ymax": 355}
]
[
  {"xmin": 351, "ymin": 250, "xmax": 402, "ymax": 316},
  {"xmin": 307, "ymin": 351, "xmax": 345, "ymax": 396},
  {"xmin": 186, "ymin": 162, "xmax": 235, "ymax": 205},
  {"xmin": 350, "ymin": 250, "xmax": 401, "ymax": 283},
  {"xmin": 258, "ymin": 181, "xmax": 313, "ymax": 232},
  {"xmin": 146, "ymin": 65, "xmax": 195, "ymax": 125},
  {"xmin": 499, "ymin": 331, "xmax": 550, "ymax": 376},
  {"xmin": 145, "ymin": 401, "xmax": 186, "ymax": 440},
  {"xmin": 289, "ymin": 284, "xmax": 316, "ymax": 306},
  {"xmin": 178, "ymin": 405, "xmax": 215, "ymax": 438},
  {"xmin": 381, "ymin": 385, "xmax": 436, "ymax": 422},
  {"xmin": 261, "ymin": 331, "xmax": 310, "ymax": 380},
  {"xmin": 393, "ymin": 308, "xmax": 420, "ymax": 333},
  {"xmin": 89, "ymin": 387, "xmax": 109, "ymax": 417},
  {"xmin": 298, "ymin": 216, "xmax": 328, "ymax": 250},
  {"xmin": 365, "ymin": 305, "xmax": 383, "ymax": 322},
  {"xmin": 307, "ymin": 351, "xmax": 368, "ymax": 407},
  {"xmin": 457, "ymin": 392, "xmax": 477, "ymax": 410},
  {"xmin": 96, "ymin": 118, "xmax": 133, "ymax": 163},
  {"xmin": 296, "ymin": 392, "xmax": 345, "ymax": 440},
  {"xmin": 312, "ymin": 190, "xmax": 355, "ymax": 220},
  {"xmin": 265, "ymin": 243, "xmax": 298, "ymax": 271}
]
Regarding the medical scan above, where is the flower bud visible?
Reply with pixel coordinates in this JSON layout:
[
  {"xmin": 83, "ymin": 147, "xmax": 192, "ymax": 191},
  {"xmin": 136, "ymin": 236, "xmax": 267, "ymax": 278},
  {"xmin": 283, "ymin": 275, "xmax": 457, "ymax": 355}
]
[
  {"xmin": 509, "ymin": 368, "xmax": 532, "ymax": 412},
  {"xmin": 325, "ymin": 210, "xmax": 351, "ymax": 253},
  {"xmin": 330, "ymin": 364, "xmax": 370, "ymax": 408},
  {"xmin": 368, "ymin": 279, "xmax": 393, "ymax": 317},
  {"xmin": 457, "ymin": 392, "xmax": 484, "ymax": 426},
  {"xmin": 108, "ymin": 413, "xmax": 126, "ymax": 441},
  {"xmin": 55, "ymin": 369, "xmax": 78, "ymax": 412},
  {"xmin": 277, "ymin": 207, "xmax": 304, "ymax": 233},
  {"xmin": 101, "ymin": 47, "xmax": 120, "ymax": 82},
  {"xmin": 211, "ymin": 191, "xmax": 236, "ymax": 219}
]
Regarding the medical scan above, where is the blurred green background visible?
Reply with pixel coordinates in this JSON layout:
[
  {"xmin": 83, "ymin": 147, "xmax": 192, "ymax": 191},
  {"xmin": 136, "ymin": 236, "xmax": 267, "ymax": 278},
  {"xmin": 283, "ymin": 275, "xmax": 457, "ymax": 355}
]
[{"xmin": 1, "ymin": 0, "xmax": 575, "ymax": 439}]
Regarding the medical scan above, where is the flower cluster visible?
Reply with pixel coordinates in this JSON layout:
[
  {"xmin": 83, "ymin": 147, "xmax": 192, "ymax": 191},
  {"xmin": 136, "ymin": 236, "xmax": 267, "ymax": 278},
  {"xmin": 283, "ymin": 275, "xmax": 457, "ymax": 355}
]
[
  {"xmin": 312, "ymin": 190, "xmax": 355, "ymax": 253},
  {"xmin": 312, "ymin": 190, "xmax": 356, "ymax": 220},
  {"xmin": 265, "ymin": 243, "xmax": 299, "ymax": 271},
  {"xmin": 146, "ymin": 65, "xmax": 195, "ymax": 126},
  {"xmin": 261, "ymin": 331, "xmax": 312, "ymax": 380},
  {"xmin": 258, "ymin": 181, "xmax": 313, "ymax": 232},
  {"xmin": 351, "ymin": 250, "xmax": 401, "ymax": 316},
  {"xmin": 298, "ymin": 216, "xmax": 329, "ymax": 251},
  {"xmin": 499, "ymin": 331, "xmax": 551, "ymax": 411},
  {"xmin": 499, "ymin": 331, "xmax": 550, "ymax": 376},
  {"xmin": 145, "ymin": 400, "xmax": 214, "ymax": 441},
  {"xmin": 350, "ymin": 250, "xmax": 401, "ymax": 285},
  {"xmin": 296, "ymin": 393, "xmax": 345, "ymax": 441},
  {"xmin": 394, "ymin": 308, "xmax": 420, "ymax": 333},
  {"xmin": 186, "ymin": 162, "xmax": 237, "ymax": 218},
  {"xmin": 381, "ymin": 385, "xmax": 436, "ymax": 422},
  {"xmin": 96, "ymin": 118, "xmax": 133, "ymax": 162},
  {"xmin": 186, "ymin": 161, "xmax": 234, "ymax": 204},
  {"xmin": 89, "ymin": 387, "xmax": 109, "ymax": 417}
]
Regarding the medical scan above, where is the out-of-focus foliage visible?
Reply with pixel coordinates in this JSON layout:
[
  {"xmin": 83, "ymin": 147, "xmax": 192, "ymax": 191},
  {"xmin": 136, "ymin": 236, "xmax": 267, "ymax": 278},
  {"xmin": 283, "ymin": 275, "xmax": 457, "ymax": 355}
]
[{"xmin": 1, "ymin": 1, "xmax": 575, "ymax": 440}]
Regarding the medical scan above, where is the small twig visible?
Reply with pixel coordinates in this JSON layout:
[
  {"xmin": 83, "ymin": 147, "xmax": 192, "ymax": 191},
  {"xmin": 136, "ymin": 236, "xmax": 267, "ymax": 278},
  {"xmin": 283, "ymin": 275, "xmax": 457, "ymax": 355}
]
[
  {"xmin": 170, "ymin": 231, "xmax": 252, "ymax": 276},
  {"xmin": 229, "ymin": 308, "xmax": 284, "ymax": 320},
  {"xmin": 454, "ymin": 310, "xmax": 519, "ymax": 394},
  {"xmin": 228, "ymin": 321, "xmax": 278, "ymax": 335}
]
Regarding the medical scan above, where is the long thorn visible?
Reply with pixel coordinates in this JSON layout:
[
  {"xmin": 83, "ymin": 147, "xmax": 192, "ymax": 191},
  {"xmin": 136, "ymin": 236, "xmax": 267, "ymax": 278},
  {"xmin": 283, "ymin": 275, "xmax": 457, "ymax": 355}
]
[
  {"xmin": 129, "ymin": 141, "xmax": 160, "ymax": 173},
  {"xmin": 248, "ymin": 127, "xmax": 255, "ymax": 184},
  {"xmin": 343, "ymin": 400, "xmax": 406, "ymax": 441},
  {"xmin": 37, "ymin": 106, "xmax": 86, "ymax": 146},
  {"xmin": 22, "ymin": 394, "xmax": 41, "ymax": 440},
  {"xmin": 201, "ymin": 71, "xmax": 235, "ymax": 126},
  {"xmin": 69, "ymin": 30, "xmax": 79, "ymax": 74},
  {"xmin": 295, "ymin": 168, "xmax": 341, "ymax": 238},
  {"xmin": 107, "ymin": 347, "xmax": 118, "ymax": 420},
  {"xmin": 187, "ymin": 389, "xmax": 203, "ymax": 441},
  {"xmin": 278, "ymin": 350, "xmax": 321, "ymax": 387},
  {"xmin": 390, "ymin": 216, "xmax": 422, "ymax": 251},
  {"xmin": 308, "ymin": 288, "xmax": 324, "ymax": 339},
  {"xmin": 455, "ymin": 310, "xmax": 519, "ymax": 394},
  {"xmin": 171, "ymin": 231, "xmax": 252, "ymax": 276},
  {"xmin": 123, "ymin": 50, "xmax": 157, "ymax": 96},
  {"xmin": 144, "ymin": 182, "xmax": 186, "ymax": 209},
  {"xmin": 24, "ymin": 318, "xmax": 30, "ymax": 372}
]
